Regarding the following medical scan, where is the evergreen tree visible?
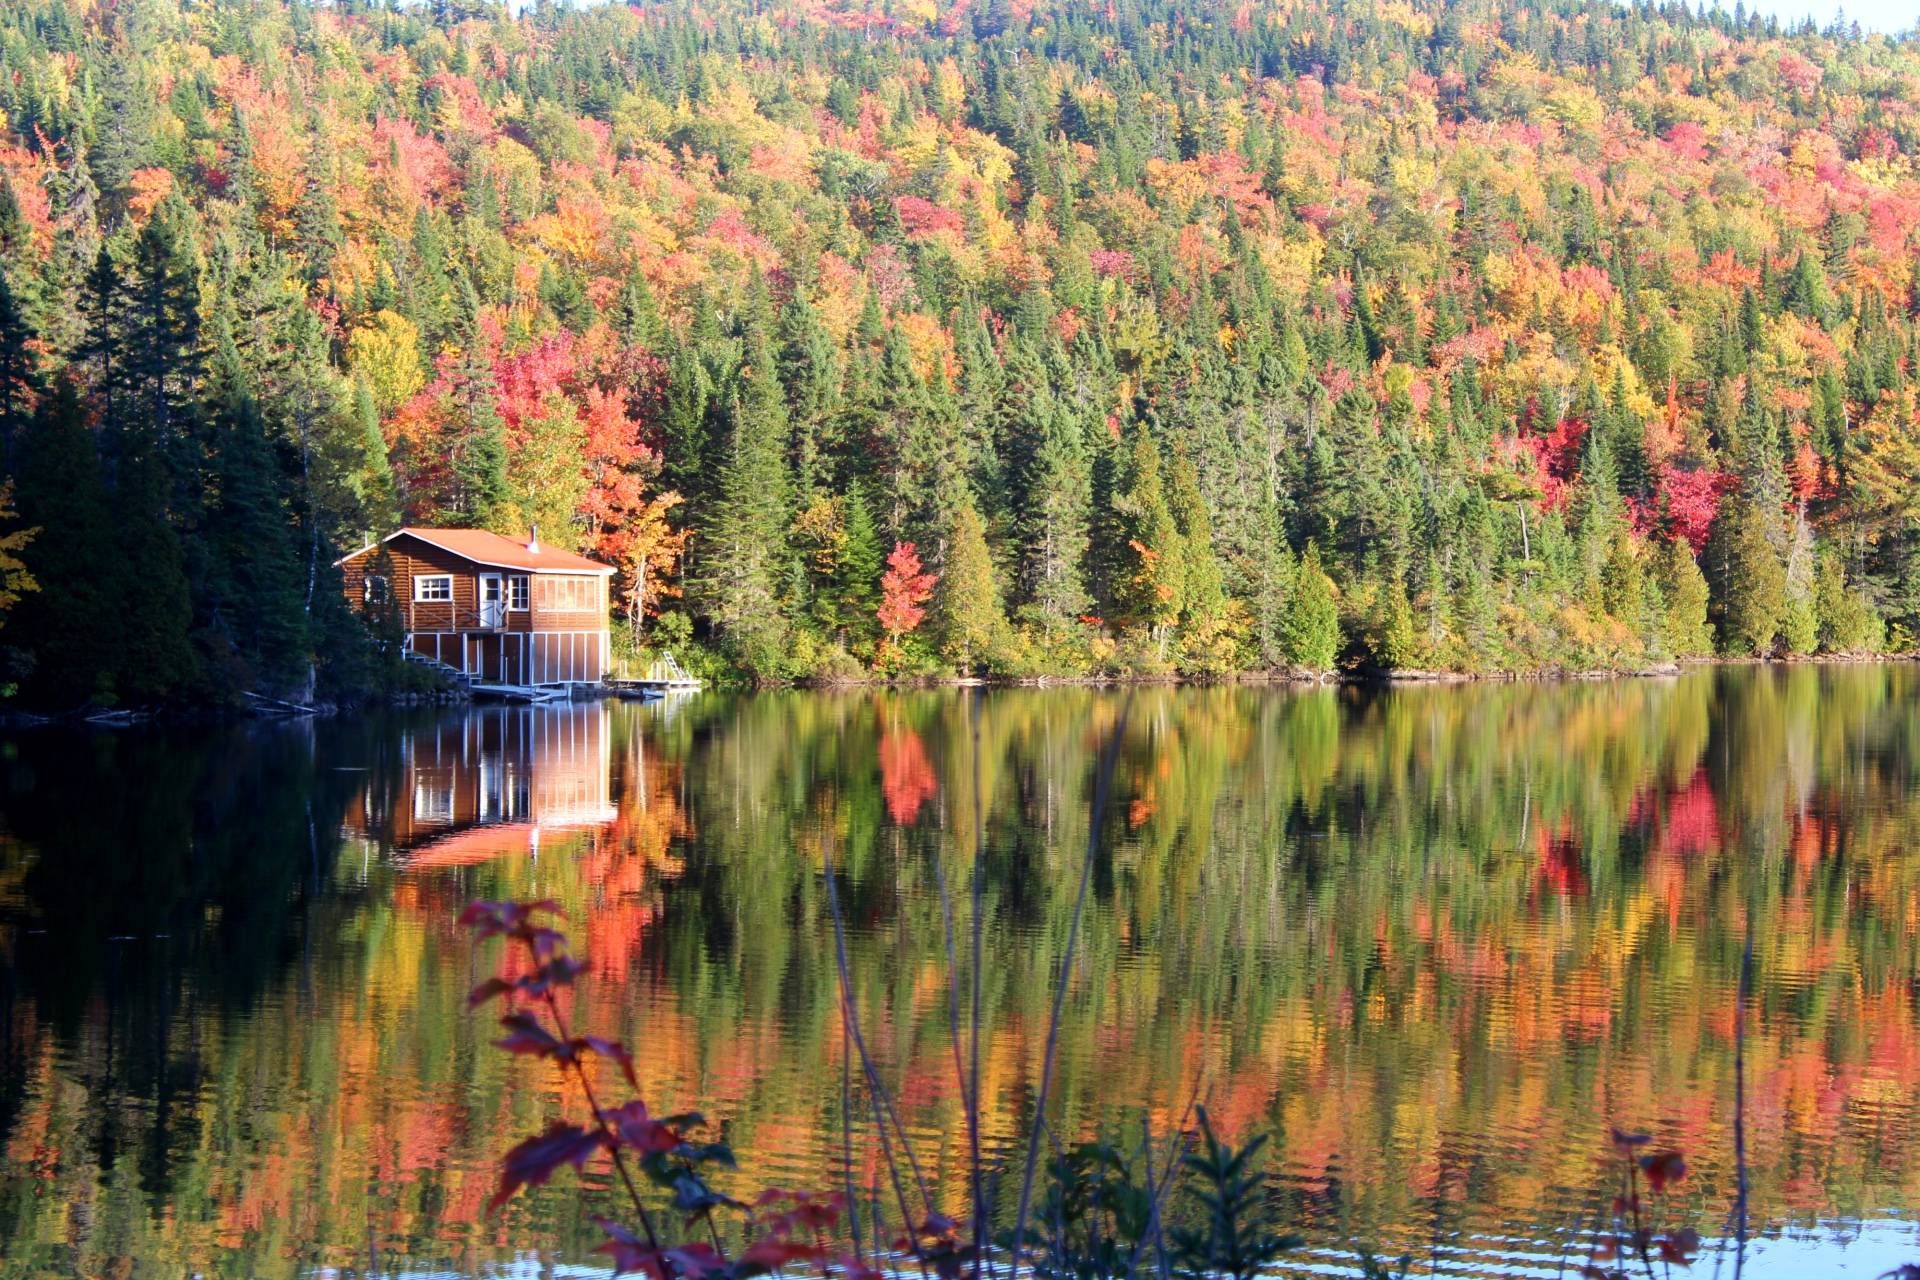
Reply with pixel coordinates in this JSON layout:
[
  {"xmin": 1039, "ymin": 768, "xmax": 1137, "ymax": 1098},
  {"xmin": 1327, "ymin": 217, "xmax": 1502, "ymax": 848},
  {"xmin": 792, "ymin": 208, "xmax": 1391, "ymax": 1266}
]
[
  {"xmin": 1814, "ymin": 546, "xmax": 1880, "ymax": 653},
  {"xmin": 0, "ymin": 270, "xmax": 36, "ymax": 461},
  {"xmin": 447, "ymin": 286, "xmax": 509, "ymax": 525},
  {"xmin": 1656, "ymin": 539, "xmax": 1714, "ymax": 659},
  {"xmin": 933, "ymin": 496, "xmax": 1005, "ymax": 672},
  {"xmin": 835, "ymin": 479, "xmax": 883, "ymax": 643},
  {"xmin": 1781, "ymin": 512, "xmax": 1818, "ymax": 655},
  {"xmin": 8, "ymin": 378, "xmax": 121, "ymax": 705},
  {"xmin": 1111, "ymin": 421, "xmax": 1183, "ymax": 651},
  {"xmin": 1712, "ymin": 499, "xmax": 1787, "ymax": 656},
  {"xmin": 201, "ymin": 337, "xmax": 310, "ymax": 694},
  {"xmin": 1282, "ymin": 542, "xmax": 1341, "ymax": 671},
  {"xmin": 699, "ymin": 301, "xmax": 791, "ymax": 670}
]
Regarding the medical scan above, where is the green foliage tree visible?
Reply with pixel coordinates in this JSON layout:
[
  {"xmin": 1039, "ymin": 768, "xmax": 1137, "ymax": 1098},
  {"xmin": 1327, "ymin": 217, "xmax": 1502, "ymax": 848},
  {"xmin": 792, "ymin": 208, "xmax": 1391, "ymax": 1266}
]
[
  {"xmin": 1713, "ymin": 500, "xmax": 1787, "ymax": 657},
  {"xmin": 1282, "ymin": 543, "xmax": 1341, "ymax": 671},
  {"xmin": 933, "ymin": 496, "xmax": 1006, "ymax": 673}
]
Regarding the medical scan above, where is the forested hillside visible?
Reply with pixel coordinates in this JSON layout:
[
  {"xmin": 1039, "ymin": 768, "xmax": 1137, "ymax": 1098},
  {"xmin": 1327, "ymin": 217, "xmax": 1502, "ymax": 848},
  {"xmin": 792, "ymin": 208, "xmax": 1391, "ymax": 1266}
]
[{"xmin": 0, "ymin": 0, "xmax": 1918, "ymax": 700}]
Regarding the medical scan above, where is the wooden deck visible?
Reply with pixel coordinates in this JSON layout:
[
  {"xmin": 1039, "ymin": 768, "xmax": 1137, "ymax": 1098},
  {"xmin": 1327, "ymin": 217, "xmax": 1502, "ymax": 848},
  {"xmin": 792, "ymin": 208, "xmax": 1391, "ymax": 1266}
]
[{"xmin": 603, "ymin": 651, "xmax": 703, "ymax": 698}]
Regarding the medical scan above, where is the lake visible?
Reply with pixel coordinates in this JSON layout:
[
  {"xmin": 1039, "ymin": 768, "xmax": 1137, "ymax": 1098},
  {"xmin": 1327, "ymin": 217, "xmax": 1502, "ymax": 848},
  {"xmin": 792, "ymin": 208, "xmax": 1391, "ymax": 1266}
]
[{"xmin": 2, "ymin": 669, "xmax": 1918, "ymax": 1278}]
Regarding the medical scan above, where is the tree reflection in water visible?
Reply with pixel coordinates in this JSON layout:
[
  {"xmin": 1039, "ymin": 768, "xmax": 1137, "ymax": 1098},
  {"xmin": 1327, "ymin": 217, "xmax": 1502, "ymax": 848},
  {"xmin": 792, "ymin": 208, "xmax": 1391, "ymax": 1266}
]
[{"xmin": 1, "ymin": 668, "xmax": 1917, "ymax": 1277}]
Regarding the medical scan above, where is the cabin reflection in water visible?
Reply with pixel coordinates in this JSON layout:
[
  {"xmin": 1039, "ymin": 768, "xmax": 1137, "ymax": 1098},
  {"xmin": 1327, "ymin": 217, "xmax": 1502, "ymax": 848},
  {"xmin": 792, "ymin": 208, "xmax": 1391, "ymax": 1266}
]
[{"xmin": 348, "ymin": 705, "xmax": 618, "ymax": 866}]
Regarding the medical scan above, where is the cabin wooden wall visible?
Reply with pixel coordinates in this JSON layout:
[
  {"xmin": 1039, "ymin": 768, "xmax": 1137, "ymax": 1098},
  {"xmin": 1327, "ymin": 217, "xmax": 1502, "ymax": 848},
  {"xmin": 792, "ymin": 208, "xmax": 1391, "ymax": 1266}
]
[
  {"xmin": 340, "ymin": 536, "xmax": 481, "ymax": 632},
  {"xmin": 341, "ymin": 536, "xmax": 611, "ymax": 683}
]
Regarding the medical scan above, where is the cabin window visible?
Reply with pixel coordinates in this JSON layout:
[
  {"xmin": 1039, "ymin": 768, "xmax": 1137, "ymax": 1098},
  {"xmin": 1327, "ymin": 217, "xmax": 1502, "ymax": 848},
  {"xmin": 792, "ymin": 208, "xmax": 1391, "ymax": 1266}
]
[
  {"xmin": 540, "ymin": 577, "xmax": 596, "ymax": 610},
  {"xmin": 415, "ymin": 575, "xmax": 453, "ymax": 602},
  {"xmin": 509, "ymin": 575, "xmax": 530, "ymax": 611},
  {"xmin": 364, "ymin": 574, "xmax": 390, "ymax": 605}
]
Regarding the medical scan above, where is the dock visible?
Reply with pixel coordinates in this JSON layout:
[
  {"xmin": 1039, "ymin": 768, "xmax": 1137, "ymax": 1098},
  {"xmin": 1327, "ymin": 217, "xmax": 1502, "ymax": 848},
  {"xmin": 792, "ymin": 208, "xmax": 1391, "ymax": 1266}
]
[{"xmin": 603, "ymin": 651, "xmax": 703, "ymax": 699}]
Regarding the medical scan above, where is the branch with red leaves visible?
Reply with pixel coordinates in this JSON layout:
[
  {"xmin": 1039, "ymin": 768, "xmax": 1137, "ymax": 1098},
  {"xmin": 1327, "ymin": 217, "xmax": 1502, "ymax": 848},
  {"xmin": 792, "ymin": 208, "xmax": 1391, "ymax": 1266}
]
[
  {"xmin": 460, "ymin": 900, "xmax": 876, "ymax": 1280},
  {"xmin": 1577, "ymin": 1130, "xmax": 1698, "ymax": 1280}
]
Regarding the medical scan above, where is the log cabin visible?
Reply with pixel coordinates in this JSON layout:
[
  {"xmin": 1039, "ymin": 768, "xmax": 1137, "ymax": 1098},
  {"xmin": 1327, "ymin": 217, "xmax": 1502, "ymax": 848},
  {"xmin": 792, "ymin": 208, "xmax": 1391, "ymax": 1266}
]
[{"xmin": 337, "ymin": 527, "xmax": 616, "ymax": 686}]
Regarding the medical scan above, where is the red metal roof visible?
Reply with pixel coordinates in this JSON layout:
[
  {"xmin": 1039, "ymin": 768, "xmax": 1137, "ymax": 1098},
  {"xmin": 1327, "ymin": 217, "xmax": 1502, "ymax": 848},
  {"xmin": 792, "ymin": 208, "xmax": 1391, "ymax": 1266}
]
[{"xmin": 340, "ymin": 527, "xmax": 615, "ymax": 574}]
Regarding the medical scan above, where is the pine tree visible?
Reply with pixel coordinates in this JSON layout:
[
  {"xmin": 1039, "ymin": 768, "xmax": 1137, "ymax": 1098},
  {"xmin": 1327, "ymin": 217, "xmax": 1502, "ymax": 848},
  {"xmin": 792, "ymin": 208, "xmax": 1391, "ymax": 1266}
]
[
  {"xmin": 0, "ymin": 270, "xmax": 37, "ymax": 462},
  {"xmin": 1011, "ymin": 371, "xmax": 1092, "ymax": 646},
  {"xmin": 779, "ymin": 285, "xmax": 839, "ymax": 500},
  {"xmin": 615, "ymin": 262, "xmax": 664, "ymax": 349},
  {"xmin": 1781, "ymin": 512, "xmax": 1818, "ymax": 655},
  {"xmin": 294, "ymin": 139, "xmax": 343, "ymax": 289},
  {"xmin": 1112, "ymin": 421, "xmax": 1183, "ymax": 650},
  {"xmin": 447, "ymin": 284, "xmax": 509, "ymax": 525},
  {"xmin": 118, "ymin": 196, "xmax": 206, "ymax": 479},
  {"xmin": 1814, "ymin": 546, "xmax": 1880, "ymax": 653}
]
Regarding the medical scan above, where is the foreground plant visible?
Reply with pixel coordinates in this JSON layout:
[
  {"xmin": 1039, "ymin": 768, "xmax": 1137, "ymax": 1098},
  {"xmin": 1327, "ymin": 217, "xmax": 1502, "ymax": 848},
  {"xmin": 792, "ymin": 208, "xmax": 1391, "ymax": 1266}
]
[
  {"xmin": 460, "ymin": 899, "xmax": 876, "ymax": 1280},
  {"xmin": 1579, "ymin": 1130, "xmax": 1698, "ymax": 1279}
]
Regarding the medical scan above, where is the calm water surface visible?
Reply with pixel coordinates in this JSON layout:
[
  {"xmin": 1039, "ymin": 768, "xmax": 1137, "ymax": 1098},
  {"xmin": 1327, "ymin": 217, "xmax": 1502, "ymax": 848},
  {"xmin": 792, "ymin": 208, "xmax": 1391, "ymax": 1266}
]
[{"xmin": 3, "ymin": 670, "xmax": 1919, "ymax": 1277}]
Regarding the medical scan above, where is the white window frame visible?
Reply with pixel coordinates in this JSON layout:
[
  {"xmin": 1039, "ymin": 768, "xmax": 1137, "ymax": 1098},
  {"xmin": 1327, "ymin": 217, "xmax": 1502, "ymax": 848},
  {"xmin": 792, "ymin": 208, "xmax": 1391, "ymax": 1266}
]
[
  {"xmin": 364, "ymin": 574, "xmax": 390, "ymax": 605},
  {"xmin": 414, "ymin": 574, "xmax": 453, "ymax": 602},
  {"xmin": 509, "ymin": 575, "xmax": 530, "ymax": 611}
]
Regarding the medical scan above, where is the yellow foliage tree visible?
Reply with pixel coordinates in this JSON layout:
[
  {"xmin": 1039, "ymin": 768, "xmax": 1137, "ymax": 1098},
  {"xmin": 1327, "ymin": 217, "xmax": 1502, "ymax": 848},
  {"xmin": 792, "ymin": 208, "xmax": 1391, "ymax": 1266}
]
[{"xmin": 346, "ymin": 310, "xmax": 425, "ymax": 412}]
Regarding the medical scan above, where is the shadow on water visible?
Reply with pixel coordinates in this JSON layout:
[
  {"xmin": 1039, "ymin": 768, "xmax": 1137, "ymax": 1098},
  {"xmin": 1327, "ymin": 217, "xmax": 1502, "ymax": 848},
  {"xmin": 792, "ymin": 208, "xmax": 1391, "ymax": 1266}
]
[{"xmin": 0, "ymin": 720, "xmax": 359, "ymax": 1200}]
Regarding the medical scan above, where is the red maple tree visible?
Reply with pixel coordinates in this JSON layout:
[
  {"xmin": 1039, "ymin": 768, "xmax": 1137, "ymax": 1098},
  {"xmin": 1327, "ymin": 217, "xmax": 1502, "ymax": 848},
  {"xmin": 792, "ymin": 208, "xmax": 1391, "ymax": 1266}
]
[{"xmin": 876, "ymin": 541, "xmax": 937, "ymax": 644}]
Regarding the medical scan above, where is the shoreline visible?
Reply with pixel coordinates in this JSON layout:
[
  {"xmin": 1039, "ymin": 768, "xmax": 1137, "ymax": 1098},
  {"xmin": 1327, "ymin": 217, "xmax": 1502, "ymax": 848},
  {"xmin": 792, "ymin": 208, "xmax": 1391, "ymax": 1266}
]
[
  {"xmin": 783, "ymin": 650, "xmax": 1912, "ymax": 692},
  {"xmin": 1, "ymin": 652, "xmax": 1909, "ymax": 728}
]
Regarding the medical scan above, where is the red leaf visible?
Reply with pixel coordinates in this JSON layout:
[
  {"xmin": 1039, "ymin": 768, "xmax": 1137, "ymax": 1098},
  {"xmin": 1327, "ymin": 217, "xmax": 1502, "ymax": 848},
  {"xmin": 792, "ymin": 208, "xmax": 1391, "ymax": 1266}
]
[
  {"xmin": 664, "ymin": 1244, "xmax": 724, "ymax": 1278},
  {"xmin": 468, "ymin": 977, "xmax": 515, "ymax": 1008},
  {"xmin": 601, "ymin": 1100, "xmax": 685, "ymax": 1154},
  {"xmin": 577, "ymin": 1036, "xmax": 642, "ymax": 1091},
  {"xmin": 877, "ymin": 541, "xmax": 937, "ymax": 640},
  {"xmin": 1658, "ymin": 1228, "xmax": 1702, "ymax": 1263},
  {"xmin": 1640, "ymin": 1150, "xmax": 1688, "ymax": 1193},
  {"xmin": 495, "ymin": 1011, "xmax": 569, "ymax": 1059},
  {"xmin": 490, "ymin": 1122, "xmax": 607, "ymax": 1211},
  {"xmin": 519, "ymin": 955, "xmax": 587, "ymax": 995},
  {"xmin": 592, "ymin": 1230, "xmax": 723, "ymax": 1279},
  {"xmin": 741, "ymin": 1236, "xmax": 825, "ymax": 1269}
]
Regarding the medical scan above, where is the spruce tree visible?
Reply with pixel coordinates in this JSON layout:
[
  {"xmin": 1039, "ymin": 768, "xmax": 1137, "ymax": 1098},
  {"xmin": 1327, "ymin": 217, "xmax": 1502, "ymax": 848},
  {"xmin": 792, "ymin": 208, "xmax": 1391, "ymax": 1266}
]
[
  {"xmin": 933, "ymin": 496, "xmax": 1005, "ymax": 673},
  {"xmin": 202, "ymin": 335, "xmax": 310, "ymax": 694},
  {"xmin": 835, "ymin": 479, "xmax": 883, "ymax": 644},
  {"xmin": 1713, "ymin": 499, "xmax": 1787, "ymax": 656},
  {"xmin": 0, "ymin": 270, "xmax": 37, "ymax": 462},
  {"xmin": 1283, "ymin": 542, "xmax": 1341, "ymax": 671},
  {"xmin": 700, "ymin": 300, "xmax": 791, "ymax": 669},
  {"xmin": 8, "ymin": 378, "xmax": 121, "ymax": 706},
  {"xmin": 1113, "ymin": 420, "xmax": 1183, "ymax": 650},
  {"xmin": 1781, "ymin": 513, "xmax": 1818, "ymax": 655},
  {"xmin": 448, "ymin": 283, "xmax": 509, "ymax": 525},
  {"xmin": 1814, "ymin": 546, "xmax": 1880, "ymax": 653},
  {"xmin": 1656, "ymin": 538, "xmax": 1714, "ymax": 658}
]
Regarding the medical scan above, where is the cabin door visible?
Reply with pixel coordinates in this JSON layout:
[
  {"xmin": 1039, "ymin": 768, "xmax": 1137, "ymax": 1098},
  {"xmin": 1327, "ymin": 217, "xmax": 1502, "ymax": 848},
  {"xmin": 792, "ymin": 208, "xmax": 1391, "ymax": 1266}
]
[{"xmin": 478, "ymin": 573, "xmax": 505, "ymax": 628}]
